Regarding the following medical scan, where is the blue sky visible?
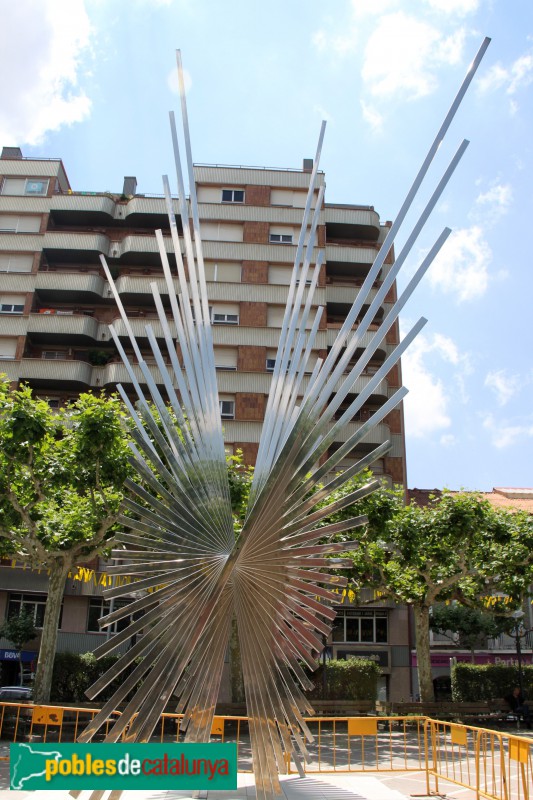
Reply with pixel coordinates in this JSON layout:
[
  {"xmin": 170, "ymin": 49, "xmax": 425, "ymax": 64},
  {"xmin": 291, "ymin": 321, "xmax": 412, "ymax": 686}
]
[{"xmin": 1, "ymin": 0, "xmax": 532, "ymax": 491}]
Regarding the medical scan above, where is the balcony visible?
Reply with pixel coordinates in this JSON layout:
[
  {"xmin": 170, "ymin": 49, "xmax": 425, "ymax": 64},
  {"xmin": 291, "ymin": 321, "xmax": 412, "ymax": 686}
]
[
  {"xmin": 43, "ymin": 231, "xmax": 110, "ymax": 260},
  {"xmin": 16, "ymin": 357, "xmax": 93, "ymax": 387},
  {"xmin": 198, "ymin": 202, "xmax": 323, "ymax": 225},
  {"xmin": 49, "ymin": 194, "xmax": 171, "ymax": 227},
  {"xmin": 215, "ymin": 370, "xmax": 389, "ymax": 400},
  {"xmin": 0, "ymin": 315, "xmax": 28, "ymax": 336},
  {"xmin": 325, "ymin": 206, "xmax": 381, "ymax": 246},
  {"xmin": 325, "ymin": 243, "xmax": 378, "ymax": 266},
  {"xmin": 201, "ymin": 240, "xmax": 319, "ymax": 263},
  {"xmin": 326, "ymin": 328, "xmax": 392, "ymax": 359},
  {"xmin": 326, "ymin": 284, "xmax": 382, "ymax": 305},
  {"xmin": 41, "ymin": 231, "xmax": 175, "ymax": 263},
  {"xmin": 324, "ymin": 205, "xmax": 380, "ymax": 232},
  {"xmin": 194, "ymin": 165, "xmax": 325, "ymax": 190},
  {"xmin": 221, "ymin": 419, "xmax": 391, "ymax": 446},
  {"xmin": 27, "ymin": 312, "xmax": 100, "ymax": 340},
  {"xmin": 35, "ymin": 270, "xmax": 106, "ymax": 301}
]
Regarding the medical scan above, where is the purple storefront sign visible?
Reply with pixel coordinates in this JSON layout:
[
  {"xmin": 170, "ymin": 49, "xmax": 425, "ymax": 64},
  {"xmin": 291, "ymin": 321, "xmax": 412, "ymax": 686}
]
[{"xmin": 411, "ymin": 652, "xmax": 533, "ymax": 667}]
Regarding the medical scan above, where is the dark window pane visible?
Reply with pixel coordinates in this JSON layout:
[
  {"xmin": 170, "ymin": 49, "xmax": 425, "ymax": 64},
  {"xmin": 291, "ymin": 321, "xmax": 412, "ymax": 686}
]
[
  {"xmin": 360, "ymin": 618, "xmax": 374, "ymax": 642},
  {"xmin": 221, "ymin": 189, "xmax": 232, "ymax": 201},
  {"xmin": 376, "ymin": 616, "xmax": 388, "ymax": 642},
  {"xmin": 331, "ymin": 617, "xmax": 344, "ymax": 642},
  {"xmin": 234, "ymin": 190, "xmax": 244, "ymax": 202},
  {"xmin": 346, "ymin": 618, "xmax": 360, "ymax": 642}
]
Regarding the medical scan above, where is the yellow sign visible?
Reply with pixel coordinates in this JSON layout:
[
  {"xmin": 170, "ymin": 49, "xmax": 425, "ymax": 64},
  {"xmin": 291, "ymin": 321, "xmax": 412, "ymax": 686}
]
[
  {"xmin": 510, "ymin": 739, "xmax": 530, "ymax": 764},
  {"xmin": 348, "ymin": 718, "xmax": 377, "ymax": 736},
  {"xmin": 32, "ymin": 706, "xmax": 64, "ymax": 726},
  {"xmin": 211, "ymin": 717, "xmax": 224, "ymax": 736},
  {"xmin": 450, "ymin": 725, "xmax": 467, "ymax": 746}
]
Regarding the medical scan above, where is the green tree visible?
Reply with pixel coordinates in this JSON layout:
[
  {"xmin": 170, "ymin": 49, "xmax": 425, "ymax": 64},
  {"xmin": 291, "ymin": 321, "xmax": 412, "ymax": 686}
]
[
  {"xmin": 0, "ymin": 380, "xmax": 131, "ymax": 704},
  {"xmin": 430, "ymin": 603, "xmax": 512, "ymax": 663},
  {"xmin": 0, "ymin": 610, "xmax": 37, "ymax": 686},
  {"xmin": 343, "ymin": 489, "xmax": 533, "ymax": 701}
]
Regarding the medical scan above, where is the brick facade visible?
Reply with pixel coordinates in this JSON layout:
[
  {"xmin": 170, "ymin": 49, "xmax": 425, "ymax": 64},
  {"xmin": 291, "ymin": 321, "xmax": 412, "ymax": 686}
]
[
  {"xmin": 384, "ymin": 456, "xmax": 405, "ymax": 485},
  {"xmin": 233, "ymin": 442, "xmax": 259, "ymax": 466},
  {"xmin": 236, "ymin": 392, "xmax": 265, "ymax": 421},
  {"xmin": 243, "ymin": 221, "xmax": 269, "ymax": 244},
  {"xmin": 245, "ymin": 185, "xmax": 270, "ymax": 206},
  {"xmin": 241, "ymin": 260, "xmax": 268, "ymax": 283},
  {"xmin": 237, "ymin": 345, "xmax": 267, "ymax": 372},
  {"xmin": 240, "ymin": 301, "xmax": 267, "ymax": 327}
]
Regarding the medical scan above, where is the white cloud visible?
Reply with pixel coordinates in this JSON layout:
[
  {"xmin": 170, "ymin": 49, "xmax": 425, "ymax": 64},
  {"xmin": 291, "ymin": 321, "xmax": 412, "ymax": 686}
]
[
  {"xmin": 473, "ymin": 182, "xmax": 513, "ymax": 226},
  {"xmin": 423, "ymin": 0, "xmax": 479, "ymax": 16},
  {"xmin": 478, "ymin": 51, "xmax": 533, "ymax": 111},
  {"xmin": 428, "ymin": 226, "xmax": 492, "ymax": 302},
  {"xmin": 476, "ymin": 182, "xmax": 513, "ymax": 211},
  {"xmin": 485, "ymin": 370, "xmax": 519, "ymax": 406},
  {"xmin": 402, "ymin": 328, "xmax": 472, "ymax": 439},
  {"xmin": 485, "ymin": 369, "xmax": 529, "ymax": 407},
  {"xmin": 482, "ymin": 413, "xmax": 533, "ymax": 449},
  {"xmin": 0, "ymin": 1, "xmax": 93, "ymax": 146},
  {"xmin": 361, "ymin": 13, "xmax": 466, "ymax": 100},
  {"xmin": 360, "ymin": 101, "xmax": 384, "ymax": 133}
]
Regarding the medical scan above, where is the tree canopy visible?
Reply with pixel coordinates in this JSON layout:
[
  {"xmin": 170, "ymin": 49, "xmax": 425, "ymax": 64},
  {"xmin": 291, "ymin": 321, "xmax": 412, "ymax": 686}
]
[
  {"xmin": 340, "ymin": 486, "xmax": 533, "ymax": 700},
  {"xmin": 0, "ymin": 379, "xmax": 131, "ymax": 702}
]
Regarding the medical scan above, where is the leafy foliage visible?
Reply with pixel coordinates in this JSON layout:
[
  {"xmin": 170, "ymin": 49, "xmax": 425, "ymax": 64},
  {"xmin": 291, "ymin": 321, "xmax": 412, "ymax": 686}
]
[
  {"xmin": 50, "ymin": 652, "xmax": 125, "ymax": 703},
  {"xmin": 0, "ymin": 380, "xmax": 131, "ymax": 562},
  {"xmin": 306, "ymin": 657, "xmax": 379, "ymax": 701},
  {"xmin": 452, "ymin": 662, "xmax": 533, "ymax": 702},
  {"xmin": 0, "ymin": 610, "xmax": 37, "ymax": 652},
  {"xmin": 0, "ymin": 379, "xmax": 132, "ymax": 702},
  {"xmin": 430, "ymin": 604, "xmax": 512, "ymax": 653}
]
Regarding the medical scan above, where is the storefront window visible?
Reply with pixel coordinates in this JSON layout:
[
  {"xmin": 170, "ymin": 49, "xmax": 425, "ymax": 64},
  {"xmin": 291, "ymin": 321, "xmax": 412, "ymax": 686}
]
[{"xmin": 332, "ymin": 609, "xmax": 388, "ymax": 643}]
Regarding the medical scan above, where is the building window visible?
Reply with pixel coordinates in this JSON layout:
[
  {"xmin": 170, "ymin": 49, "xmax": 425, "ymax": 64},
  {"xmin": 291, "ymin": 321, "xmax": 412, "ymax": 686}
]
[
  {"xmin": 25, "ymin": 180, "xmax": 48, "ymax": 195},
  {"xmin": 0, "ymin": 303, "xmax": 24, "ymax": 314},
  {"xmin": 269, "ymin": 233, "xmax": 293, "ymax": 244},
  {"xmin": 266, "ymin": 358, "xmax": 291, "ymax": 372},
  {"xmin": 331, "ymin": 609, "xmax": 388, "ymax": 643},
  {"xmin": 221, "ymin": 189, "xmax": 244, "ymax": 203},
  {"xmin": 219, "ymin": 400, "xmax": 235, "ymax": 420},
  {"xmin": 87, "ymin": 598, "xmax": 131, "ymax": 634},
  {"xmin": 7, "ymin": 593, "xmax": 59, "ymax": 629},
  {"xmin": 0, "ymin": 254, "xmax": 33, "ymax": 273},
  {"xmin": 212, "ymin": 312, "xmax": 239, "ymax": 324},
  {"xmin": 0, "ymin": 178, "xmax": 49, "ymax": 196},
  {"xmin": 41, "ymin": 351, "xmax": 67, "ymax": 360}
]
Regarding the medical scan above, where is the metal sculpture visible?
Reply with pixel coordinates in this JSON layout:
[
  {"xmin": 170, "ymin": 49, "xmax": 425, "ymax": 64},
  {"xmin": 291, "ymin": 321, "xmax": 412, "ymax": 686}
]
[{"xmin": 72, "ymin": 41, "xmax": 490, "ymax": 800}]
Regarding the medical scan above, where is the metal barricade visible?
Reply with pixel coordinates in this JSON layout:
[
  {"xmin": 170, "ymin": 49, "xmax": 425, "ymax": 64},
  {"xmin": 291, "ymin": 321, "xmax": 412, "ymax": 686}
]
[
  {"xmin": 1, "ymin": 703, "xmax": 532, "ymax": 800},
  {"xmin": 0, "ymin": 701, "xmax": 122, "ymax": 746},
  {"xmin": 426, "ymin": 718, "xmax": 533, "ymax": 800}
]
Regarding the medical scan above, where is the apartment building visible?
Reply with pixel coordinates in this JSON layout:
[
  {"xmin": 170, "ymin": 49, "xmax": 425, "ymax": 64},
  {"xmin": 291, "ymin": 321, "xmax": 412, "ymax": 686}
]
[{"xmin": 0, "ymin": 145, "xmax": 410, "ymax": 700}]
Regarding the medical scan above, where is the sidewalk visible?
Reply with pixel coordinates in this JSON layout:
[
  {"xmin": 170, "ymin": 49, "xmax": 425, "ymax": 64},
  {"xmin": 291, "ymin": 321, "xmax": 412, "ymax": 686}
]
[{"xmin": 0, "ymin": 770, "xmax": 477, "ymax": 799}]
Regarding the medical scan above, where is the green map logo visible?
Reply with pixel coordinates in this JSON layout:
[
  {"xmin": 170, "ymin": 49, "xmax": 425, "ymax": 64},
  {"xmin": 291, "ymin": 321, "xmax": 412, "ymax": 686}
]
[{"xmin": 11, "ymin": 742, "xmax": 237, "ymax": 790}]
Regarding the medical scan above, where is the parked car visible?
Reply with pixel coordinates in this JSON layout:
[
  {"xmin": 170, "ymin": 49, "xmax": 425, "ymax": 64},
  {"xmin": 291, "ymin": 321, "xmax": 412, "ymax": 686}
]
[{"xmin": 0, "ymin": 686, "xmax": 33, "ymax": 702}]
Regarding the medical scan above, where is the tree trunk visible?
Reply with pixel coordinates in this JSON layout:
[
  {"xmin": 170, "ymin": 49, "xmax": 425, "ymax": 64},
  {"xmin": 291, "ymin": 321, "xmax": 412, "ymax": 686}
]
[
  {"xmin": 32, "ymin": 558, "xmax": 70, "ymax": 704},
  {"xmin": 413, "ymin": 604, "xmax": 434, "ymax": 702}
]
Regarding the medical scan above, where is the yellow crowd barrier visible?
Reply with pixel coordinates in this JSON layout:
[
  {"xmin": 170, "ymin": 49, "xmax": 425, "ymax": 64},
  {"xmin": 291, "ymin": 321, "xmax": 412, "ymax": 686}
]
[
  {"xmin": 426, "ymin": 718, "xmax": 533, "ymax": 800},
  {"xmin": 1, "ymin": 703, "xmax": 532, "ymax": 799}
]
